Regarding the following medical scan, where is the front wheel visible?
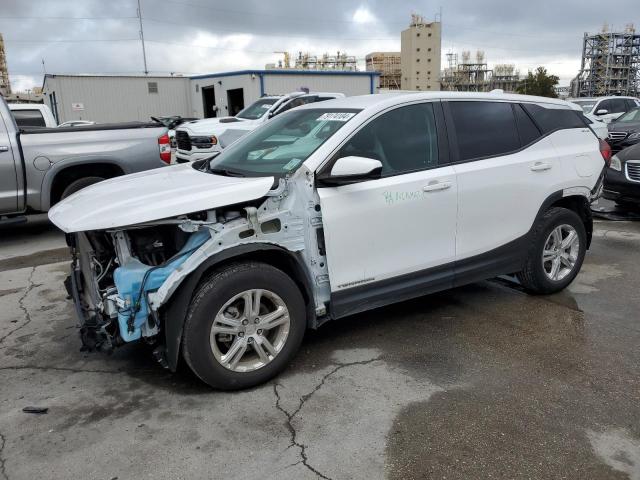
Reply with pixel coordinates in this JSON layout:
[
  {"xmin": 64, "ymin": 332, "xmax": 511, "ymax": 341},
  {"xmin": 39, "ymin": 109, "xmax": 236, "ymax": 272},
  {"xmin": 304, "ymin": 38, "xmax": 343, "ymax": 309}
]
[
  {"xmin": 517, "ymin": 207, "xmax": 587, "ymax": 294},
  {"xmin": 182, "ymin": 262, "xmax": 306, "ymax": 390}
]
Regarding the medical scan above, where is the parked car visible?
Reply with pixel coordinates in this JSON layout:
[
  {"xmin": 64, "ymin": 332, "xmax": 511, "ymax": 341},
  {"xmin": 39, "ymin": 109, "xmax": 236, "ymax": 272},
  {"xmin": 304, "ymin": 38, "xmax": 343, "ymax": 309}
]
[
  {"xmin": 606, "ymin": 107, "xmax": 640, "ymax": 152},
  {"xmin": 175, "ymin": 91, "xmax": 345, "ymax": 163},
  {"xmin": 603, "ymin": 142, "xmax": 640, "ymax": 208},
  {"xmin": 581, "ymin": 113, "xmax": 609, "ymax": 140},
  {"xmin": 0, "ymin": 96, "xmax": 171, "ymax": 224},
  {"xmin": 8, "ymin": 103, "xmax": 57, "ymax": 127},
  {"xmin": 151, "ymin": 116, "xmax": 199, "ymax": 148},
  {"xmin": 49, "ymin": 92, "xmax": 606, "ymax": 390},
  {"xmin": 58, "ymin": 120, "xmax": 96, "ymax": 128},
  {"xmin": 570, "ymin": 96, "xmax": 640, "ymax": 124}
]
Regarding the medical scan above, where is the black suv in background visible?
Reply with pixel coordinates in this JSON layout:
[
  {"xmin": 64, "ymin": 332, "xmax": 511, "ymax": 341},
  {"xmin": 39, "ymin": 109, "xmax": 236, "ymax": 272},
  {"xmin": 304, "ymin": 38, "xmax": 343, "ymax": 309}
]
[
  {"xmin": 604, "ymin": 142, "xmax": 640, "ymax": 207},
  {"xmin": 607, "ymin": 107, "xmax": 640, "ymax": 153}
]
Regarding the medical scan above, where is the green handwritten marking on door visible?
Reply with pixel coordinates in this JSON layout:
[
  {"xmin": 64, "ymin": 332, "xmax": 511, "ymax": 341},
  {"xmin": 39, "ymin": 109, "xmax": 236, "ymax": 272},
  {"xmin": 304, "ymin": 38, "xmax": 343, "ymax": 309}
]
[{"xmin": 383, "ymin": 190, "xmax": 426, "ymax": 205}]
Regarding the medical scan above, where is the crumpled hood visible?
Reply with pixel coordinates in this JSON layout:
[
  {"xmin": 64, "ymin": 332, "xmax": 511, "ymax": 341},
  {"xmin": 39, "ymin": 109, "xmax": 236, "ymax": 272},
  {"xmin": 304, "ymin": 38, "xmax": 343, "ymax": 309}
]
[{"xmin": 48, "ymin": 163, "xmax": 274, "ymax": 233}]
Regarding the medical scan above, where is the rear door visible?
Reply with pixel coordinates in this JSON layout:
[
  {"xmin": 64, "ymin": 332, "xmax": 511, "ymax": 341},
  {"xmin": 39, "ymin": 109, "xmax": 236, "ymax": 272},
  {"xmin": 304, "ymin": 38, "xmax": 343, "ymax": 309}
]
[
  {"xmin": 444, "ymin": 100, "xmax": 565, "ymax": 283},
  {"xmin": 0, "ymin": 110, "xmax": 20, "ymax": 214},
  {"xmin": 317, "ymin": 102, "xmax": 457, "ymax": 317}
]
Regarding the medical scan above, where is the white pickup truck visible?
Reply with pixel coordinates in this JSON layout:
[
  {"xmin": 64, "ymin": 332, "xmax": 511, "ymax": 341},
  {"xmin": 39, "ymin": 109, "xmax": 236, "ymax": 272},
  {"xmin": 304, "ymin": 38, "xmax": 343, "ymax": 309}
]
[{"xmin": 175, "ymin": 91, "xmax": 345, "ymax": 162}]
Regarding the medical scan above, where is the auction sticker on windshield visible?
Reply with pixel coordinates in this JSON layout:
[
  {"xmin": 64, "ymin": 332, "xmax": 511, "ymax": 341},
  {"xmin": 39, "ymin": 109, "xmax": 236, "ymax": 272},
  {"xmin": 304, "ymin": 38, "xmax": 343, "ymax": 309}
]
[{"xmin": 317, "ymin": 112, "xmax": 356, "ymax": 122}]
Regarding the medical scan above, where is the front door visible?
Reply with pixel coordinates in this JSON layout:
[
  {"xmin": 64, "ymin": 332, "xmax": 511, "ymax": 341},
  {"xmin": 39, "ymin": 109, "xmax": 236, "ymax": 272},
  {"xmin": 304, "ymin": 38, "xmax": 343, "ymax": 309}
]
[
  {"xmin": 0, "ymin": 113, "xmax": 19, "ymax": 214},
  {"xmin": 317, "ymin": 102, "xmax": 457, "ymax": 317}
]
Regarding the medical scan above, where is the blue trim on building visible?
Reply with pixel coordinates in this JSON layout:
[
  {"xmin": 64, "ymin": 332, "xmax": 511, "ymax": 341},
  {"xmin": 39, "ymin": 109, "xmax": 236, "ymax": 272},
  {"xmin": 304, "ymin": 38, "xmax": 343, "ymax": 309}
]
[{"xmin": 190, "ymin": 69, "xmax": 380, "ymax": 80}]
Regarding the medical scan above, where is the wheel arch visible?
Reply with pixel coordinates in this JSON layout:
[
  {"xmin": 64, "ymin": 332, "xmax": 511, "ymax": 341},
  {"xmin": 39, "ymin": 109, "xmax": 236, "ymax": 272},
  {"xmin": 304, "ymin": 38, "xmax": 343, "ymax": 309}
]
[
  {"xmin": 545, "ymin": 192, "xmax": 593, "ymax": 249},
  {"xmin": 161, "ymin": 243, "xmax": 315, "ymax": 372},
  {"xmin": 46, "ymin": 161, "xmax": 125, "ymax": 209}
]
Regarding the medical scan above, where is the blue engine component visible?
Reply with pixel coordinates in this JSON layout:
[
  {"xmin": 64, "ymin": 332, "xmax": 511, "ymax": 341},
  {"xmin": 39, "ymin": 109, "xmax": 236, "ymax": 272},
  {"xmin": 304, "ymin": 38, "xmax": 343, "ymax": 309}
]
[{"xmin": 113, "ymin": 229, "xmax": 210, "ymax": 342}]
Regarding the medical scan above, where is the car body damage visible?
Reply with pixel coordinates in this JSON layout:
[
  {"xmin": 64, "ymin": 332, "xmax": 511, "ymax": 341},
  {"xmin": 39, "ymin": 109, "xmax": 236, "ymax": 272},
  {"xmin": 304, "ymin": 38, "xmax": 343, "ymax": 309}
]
[{"xmin": 55, "ymin": 163, "xmax": 330, "ymax": 364}]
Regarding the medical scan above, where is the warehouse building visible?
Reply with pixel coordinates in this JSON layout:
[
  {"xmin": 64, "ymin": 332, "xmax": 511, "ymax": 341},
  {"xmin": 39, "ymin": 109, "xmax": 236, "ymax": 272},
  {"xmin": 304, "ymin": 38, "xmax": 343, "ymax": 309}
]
[{"xmin": 42, "ymin": 70, "xmax": 379, "ymax": 124}]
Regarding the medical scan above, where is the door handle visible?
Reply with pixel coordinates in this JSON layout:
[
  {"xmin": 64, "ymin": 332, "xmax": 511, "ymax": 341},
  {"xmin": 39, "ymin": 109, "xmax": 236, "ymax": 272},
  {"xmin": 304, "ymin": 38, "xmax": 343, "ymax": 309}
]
[
  {"xmin": 0, "ymin": 146, "xmax": 8, "ymax": 152},
  {"xmin": 530, "ymin": 162, "xmax": 552, "ymax": 172},
  {"xmin": 423, "ymin": 181, "xmax": 452, "ymax": 192}
]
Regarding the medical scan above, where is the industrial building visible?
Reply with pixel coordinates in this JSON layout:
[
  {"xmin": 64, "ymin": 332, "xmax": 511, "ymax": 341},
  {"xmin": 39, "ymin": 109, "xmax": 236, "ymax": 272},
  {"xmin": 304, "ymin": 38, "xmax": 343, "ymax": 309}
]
[
  {"xmin": 441, "ymin": 51, "xmax": 520, "ymax": 93},
  {"xmin": 365, "ymin": 52, "xmax": 402, "ymax": 90},
  {"xmin": 268, "ymin": 51, "xmax": 358, "ymax": 71},
  {"xmin": 400, "ymin": 14, "xmax": 442, "ymax": 91},
  {"xmin": 42, "ymin": 70, "xmax": 379, "ymax": 124},
  {"xmin": 572, "ymin": 25, "xmax": 640, "ymax": 97}
]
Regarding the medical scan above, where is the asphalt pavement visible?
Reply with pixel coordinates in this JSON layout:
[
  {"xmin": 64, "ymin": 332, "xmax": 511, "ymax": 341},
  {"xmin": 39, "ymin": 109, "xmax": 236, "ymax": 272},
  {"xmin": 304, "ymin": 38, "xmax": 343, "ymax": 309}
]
[{"xmin": 0, "ymin": 211, "xmax": 639, "ymax": 479}]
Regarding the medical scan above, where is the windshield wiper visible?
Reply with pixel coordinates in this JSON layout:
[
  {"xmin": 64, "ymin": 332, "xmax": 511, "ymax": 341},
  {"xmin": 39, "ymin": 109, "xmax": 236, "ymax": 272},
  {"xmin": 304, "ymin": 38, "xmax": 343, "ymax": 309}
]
[{"xmin": 209, "ymin": 167, "xmax": 246, "ymax": 177}]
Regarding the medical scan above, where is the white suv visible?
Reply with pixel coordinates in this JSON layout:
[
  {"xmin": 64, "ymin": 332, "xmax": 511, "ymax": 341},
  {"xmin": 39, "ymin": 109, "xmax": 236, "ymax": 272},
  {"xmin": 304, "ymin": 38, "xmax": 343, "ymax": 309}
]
[
  {"xmin": 175, "ymin": 91, "xmax": 345, "ymax": 163},
  {"xmin": 571, "ymin": 96, "xmax": 640, "ymax": 124},
  {"xmin": 50, "ymin": 92, "xmax": 608, "ymax": 390}
]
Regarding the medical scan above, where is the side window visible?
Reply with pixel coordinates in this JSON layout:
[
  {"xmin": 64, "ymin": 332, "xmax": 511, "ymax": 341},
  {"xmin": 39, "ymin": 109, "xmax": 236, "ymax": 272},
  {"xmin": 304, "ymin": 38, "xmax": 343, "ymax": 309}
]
[
  {"xmin": 597, "ymin": 100, "xmax": 612, "ymax": 113},
  {"xmin": 514, "ymin": 104, "xmax": 542, "ymax": 146},
  {"xmin": 336, "ymin": 103, "xmax": 438, "ymax": 176},
  {"xmin": 522, "ymin": 104, "xmax": 585, "ymax": 133},
  {"xmin": 608, "ymin": 98, "xmax": 627, "ymax": 113},
  {"xmin": 12, "ymin": 109, "xmax": 46, "ymax": 128},
  {"xmin": 625, "ymin": 100, "xmax": 637, "ymax": 111},
  {"xmin": 275, "ymin": 96, "xmax": 317, "ymax": 115},
  {"xmin": 449, "ymin": 101, "xmax": 519, "ymax": 161}
]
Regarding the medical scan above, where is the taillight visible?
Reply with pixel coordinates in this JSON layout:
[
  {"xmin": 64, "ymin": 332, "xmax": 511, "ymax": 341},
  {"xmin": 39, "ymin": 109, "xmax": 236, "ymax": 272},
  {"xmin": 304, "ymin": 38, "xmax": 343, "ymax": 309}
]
[
  {"xmin": 158, "ymin": 133, "xmax": 171, "ymax": 164},
  {"xmin": 599, "ymin": 138, "xmax": 612, "ymax": 167}
]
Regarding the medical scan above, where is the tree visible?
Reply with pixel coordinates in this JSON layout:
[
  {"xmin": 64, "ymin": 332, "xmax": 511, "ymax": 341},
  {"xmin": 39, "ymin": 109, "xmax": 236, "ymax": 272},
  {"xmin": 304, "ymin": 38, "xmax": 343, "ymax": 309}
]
[{"xmin": 516, "ymin": 67, "xmax": 559, "ymax": 98}]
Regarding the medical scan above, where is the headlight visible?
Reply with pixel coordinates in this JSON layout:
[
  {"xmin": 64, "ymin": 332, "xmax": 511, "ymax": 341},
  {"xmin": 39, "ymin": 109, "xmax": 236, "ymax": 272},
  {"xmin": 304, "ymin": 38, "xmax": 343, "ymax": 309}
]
[
  {"xmin": 628, "ymin": 132, "xmax": 640, "ymax": 140},
  {"xmin": 610, "ymin": 155, "xmax": 622, "ymax": 171}
]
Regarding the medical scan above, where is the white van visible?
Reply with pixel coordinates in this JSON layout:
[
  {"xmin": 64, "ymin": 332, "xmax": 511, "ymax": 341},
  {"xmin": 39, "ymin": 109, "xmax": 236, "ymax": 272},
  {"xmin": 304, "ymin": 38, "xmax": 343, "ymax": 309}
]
[{"xmin": 50, "ymin": 92, "xmax": 608, "ymax": 390}]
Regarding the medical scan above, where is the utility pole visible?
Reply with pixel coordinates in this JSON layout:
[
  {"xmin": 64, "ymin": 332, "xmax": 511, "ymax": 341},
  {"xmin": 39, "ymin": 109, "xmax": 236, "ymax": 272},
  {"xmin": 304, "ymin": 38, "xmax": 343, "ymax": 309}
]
[{"xmin": 137, "ymin": 0, "xmax": 148, "ymax": 74}]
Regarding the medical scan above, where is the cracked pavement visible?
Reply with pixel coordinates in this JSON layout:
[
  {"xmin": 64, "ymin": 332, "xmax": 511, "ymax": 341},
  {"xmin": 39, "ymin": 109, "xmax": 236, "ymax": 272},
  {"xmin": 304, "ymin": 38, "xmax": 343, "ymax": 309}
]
[{"xmin": 1, "ymin": 213, "xmax": 640, "ymax": 479}]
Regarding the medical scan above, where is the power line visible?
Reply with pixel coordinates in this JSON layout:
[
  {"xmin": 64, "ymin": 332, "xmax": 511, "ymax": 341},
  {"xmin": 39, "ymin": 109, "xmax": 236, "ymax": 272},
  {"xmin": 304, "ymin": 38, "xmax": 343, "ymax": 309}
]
[{"xmin": 0, "ymin": 16, "xmax": 138, "ymax": 20}]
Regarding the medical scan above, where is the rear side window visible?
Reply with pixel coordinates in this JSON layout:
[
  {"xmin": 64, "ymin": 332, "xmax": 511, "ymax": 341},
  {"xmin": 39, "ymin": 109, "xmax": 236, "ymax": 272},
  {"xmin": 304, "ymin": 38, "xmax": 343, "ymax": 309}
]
[
  {"xmin": 625, "ymin": 99, "xmax": 637, "ymax": 111},
  {"xmin": 608, "ymin": 98, "xmax": 628, "ymax": 113},
  {"xmin": 449, "ymin": 101, "xmax": 520, "ymax": 161},
  {"xmin": 12, "ymin": 109, "xmax": 46, "ymax": 128},
  {"xmin": 514, "ymin": 105, "xmax": 542, "ymax": 146},
  {"xmin": 522, "ymin": 104, "xmax": 584, "ymax": 133}
]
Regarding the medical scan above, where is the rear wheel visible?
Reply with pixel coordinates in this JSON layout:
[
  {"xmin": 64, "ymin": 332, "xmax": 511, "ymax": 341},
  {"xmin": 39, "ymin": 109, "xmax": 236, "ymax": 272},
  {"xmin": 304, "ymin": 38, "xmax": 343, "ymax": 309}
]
[
  {"xmin": 182, "ymin": 262, "xmax": 306, "ymax": 390},
  {"xmin": 60, "ymin": 176, "xmax": 105, "ymax": 200},
  {"xmin": 517, "ymin": 207, "xmax": 586, "ymax": 294}
]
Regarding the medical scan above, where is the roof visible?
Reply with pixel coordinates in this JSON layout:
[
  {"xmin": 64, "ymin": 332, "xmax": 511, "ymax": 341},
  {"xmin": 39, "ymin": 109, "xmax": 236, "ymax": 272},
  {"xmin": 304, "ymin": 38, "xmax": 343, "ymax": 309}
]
[
  {"xmin": 189, "ymin": 69, "xmax": 380, "ymax": 80},
  {"xmin": 296, "ymin": 91, "xmax": 579, "ymax": 112},
  {"xmin": 570, "ymin": 96, "xmax": 639, "ymax": 101}
]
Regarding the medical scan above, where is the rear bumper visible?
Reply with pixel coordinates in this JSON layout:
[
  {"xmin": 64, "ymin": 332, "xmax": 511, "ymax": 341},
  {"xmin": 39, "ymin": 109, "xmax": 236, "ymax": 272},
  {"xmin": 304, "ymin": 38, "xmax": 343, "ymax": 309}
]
[{"xmin": 603, "ymin": 167, "xmax": 640, "ymax": 203}]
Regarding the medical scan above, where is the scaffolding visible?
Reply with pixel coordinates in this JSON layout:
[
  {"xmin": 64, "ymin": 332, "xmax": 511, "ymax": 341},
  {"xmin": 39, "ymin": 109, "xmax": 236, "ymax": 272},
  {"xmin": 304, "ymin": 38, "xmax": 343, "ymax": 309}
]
[
  {"xmin": 0, "ymin": 33, "xmax": 10, "ymax": 96},
  {"xmin": 573, "ymin": 24, "xmax": 640, "ymax": 97},
  {"xmin": 441, "ymin": 51, "xmax": 520, "ymax": 92},
  {"xmin": 365, "ymin": 52, "xmax": 401, "ymax": 89}
]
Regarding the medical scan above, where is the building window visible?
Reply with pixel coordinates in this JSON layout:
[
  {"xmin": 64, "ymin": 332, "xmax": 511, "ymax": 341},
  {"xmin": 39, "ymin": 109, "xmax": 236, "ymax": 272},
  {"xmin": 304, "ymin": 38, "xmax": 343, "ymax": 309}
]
[
  {"xmin": 428, "ymin": 71, "xmax": 431, "ymax": 74},
  {"xmin": 428, "ymin": 48, "xmax": 432, "ymax": 52},
  {"xmin": 416, "ymin": 71, "xmax": 420, "ymax": 75},
  {"xmin": 416, "ymin": 58, "xmax": 420, "ymax": 62},
  {"xmin": 417, "ymin": 48, "xmax": 421, "ymax": 52},
  {"xmin": 148, "ymin": 82, "xmax": 158, "ymax": 94},
  {"xmin": 427, "ymin": 85, "xmax": 431, "ymax": 89},
  {"xmin": 416, "ymin": 33, "xmax": 420, "ymax": 37},
  {"xmin": 428, "ymin": 58, "xmax": 431, "ymax": 62},
  {"xmin": 428, "ymin": 33, "xmax": 432, "ymax": 37}
]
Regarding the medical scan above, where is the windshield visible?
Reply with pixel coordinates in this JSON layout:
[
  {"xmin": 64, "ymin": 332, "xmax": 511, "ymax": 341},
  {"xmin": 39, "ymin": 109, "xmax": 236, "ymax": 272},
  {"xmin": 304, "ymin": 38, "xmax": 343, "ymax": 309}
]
[
  {"xmin": 571, "ymin": 101, "xmax": 596, "ymax": 114},
  {"xmin": 208, "ymin": 108, "xmax": 360, "ymax": 177},
  {"xmin": 236, "ymin": 99, "xmax": 280, "ymax": 120},
  {"xmin": 617, "ymin": 107, "xmax": 640, "ymax": 123}
]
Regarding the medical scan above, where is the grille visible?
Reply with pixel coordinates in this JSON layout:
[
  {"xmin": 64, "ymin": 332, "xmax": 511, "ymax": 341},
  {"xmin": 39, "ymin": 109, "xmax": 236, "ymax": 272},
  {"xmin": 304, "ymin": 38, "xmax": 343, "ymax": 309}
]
[
  {"xmin": 608, "ymin": 131, "xmax": 628, "ymax": 141},
  {"xmin": 626, "ymin": 161, "xmax": 640, "ymax": 182},
  {"xmin": 175, "ymin": 130, "xmax": 191, "ymax": 151}
]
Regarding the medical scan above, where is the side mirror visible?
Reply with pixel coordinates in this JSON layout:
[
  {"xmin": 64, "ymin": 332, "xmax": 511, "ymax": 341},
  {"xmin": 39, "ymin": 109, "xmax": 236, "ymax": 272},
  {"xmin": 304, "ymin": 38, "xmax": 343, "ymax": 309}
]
[
  {"xmin": 317, "ymin": 156, "xmax": 382, "ymax": 186},
  {"xmin": 596, "ymin": 109, "xmax": 609, "ymax": 116}
]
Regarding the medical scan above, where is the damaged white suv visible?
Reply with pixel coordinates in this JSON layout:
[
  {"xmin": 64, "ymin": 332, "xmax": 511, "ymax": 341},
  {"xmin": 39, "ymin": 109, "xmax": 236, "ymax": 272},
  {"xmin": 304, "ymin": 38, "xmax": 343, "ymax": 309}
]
[{"xmin": 49, "ymin": 92, "xmax": 608, "ymax": 390}]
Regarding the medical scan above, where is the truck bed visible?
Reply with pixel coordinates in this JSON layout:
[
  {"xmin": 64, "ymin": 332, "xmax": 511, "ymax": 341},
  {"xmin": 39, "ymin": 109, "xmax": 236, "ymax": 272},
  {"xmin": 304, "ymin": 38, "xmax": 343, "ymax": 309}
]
[{"xmin": 20, "ymin": 122, "xmax": 163, "ymax": 134}]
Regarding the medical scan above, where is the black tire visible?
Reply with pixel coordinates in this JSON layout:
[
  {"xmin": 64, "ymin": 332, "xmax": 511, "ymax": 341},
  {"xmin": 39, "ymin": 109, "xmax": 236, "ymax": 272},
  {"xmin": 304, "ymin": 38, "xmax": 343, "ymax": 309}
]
[
  {"xmin": 60, "ymin": 176, "xmax": 105, "ymax": 199},
  {"xmin": 517, "ymin": 207, "xmax": 587, "ymax": 295},
  {"xmin": 182, "ymin": 262, "xmax": 306, "ymax": 390}
]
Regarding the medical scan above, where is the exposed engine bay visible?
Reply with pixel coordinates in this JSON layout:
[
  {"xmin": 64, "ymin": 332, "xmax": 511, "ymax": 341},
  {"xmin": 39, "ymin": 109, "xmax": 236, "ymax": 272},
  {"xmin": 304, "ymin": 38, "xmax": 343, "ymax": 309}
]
[{"xmin": 65, "ymin": 175, "xmax": 331, "ymax": 367}]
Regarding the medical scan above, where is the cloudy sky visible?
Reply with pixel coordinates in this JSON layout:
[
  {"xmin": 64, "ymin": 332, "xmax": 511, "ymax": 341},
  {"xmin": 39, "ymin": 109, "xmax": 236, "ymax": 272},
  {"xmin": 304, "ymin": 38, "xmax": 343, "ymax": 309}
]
[{"xmin": 1, "ymin": 0, "xmax": 637, "ymax": 92}]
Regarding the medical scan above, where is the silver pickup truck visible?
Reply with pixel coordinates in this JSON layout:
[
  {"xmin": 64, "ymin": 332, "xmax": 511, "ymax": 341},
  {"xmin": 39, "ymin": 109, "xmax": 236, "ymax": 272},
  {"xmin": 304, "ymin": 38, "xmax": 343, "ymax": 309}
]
[{"xmin": 0, "ymin": 96, "xmax": 170, "ymax": 224}]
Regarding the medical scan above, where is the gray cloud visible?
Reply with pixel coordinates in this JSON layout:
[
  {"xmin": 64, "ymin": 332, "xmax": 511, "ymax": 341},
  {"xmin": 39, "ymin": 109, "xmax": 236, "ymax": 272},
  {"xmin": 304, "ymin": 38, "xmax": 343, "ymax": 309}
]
[{"xmin": 1, "ymin": 0, "xmax": 637, "ymax": 91}]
